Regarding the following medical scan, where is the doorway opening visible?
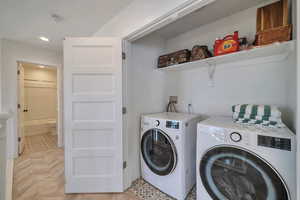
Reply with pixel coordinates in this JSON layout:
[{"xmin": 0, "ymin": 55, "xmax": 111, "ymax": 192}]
[{"xmin": 17, "ymin": 62, "xmax": 60, "ymax": 156}]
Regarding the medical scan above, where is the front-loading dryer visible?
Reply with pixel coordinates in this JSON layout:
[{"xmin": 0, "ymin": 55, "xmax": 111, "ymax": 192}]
[
  {"xmin": 196, "ymin": 117, "xmax": 296, "ymax": 200},
  {"xmin": 141, "ymin": 112, "xmax": 201, "ymax": 200}
]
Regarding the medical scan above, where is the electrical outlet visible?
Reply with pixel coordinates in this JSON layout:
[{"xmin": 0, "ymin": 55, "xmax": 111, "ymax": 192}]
[{"xmin": 169, "ymin": 96, "xmax": 178, "ymax": 104}]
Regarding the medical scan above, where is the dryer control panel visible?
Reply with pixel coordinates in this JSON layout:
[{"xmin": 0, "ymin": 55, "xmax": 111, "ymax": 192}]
[{"xmin": 258, "ymin": 135, "xmax": 291, "ymax": 151}]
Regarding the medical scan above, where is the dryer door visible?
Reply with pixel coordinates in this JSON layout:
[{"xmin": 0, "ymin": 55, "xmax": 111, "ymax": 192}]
[
  {"xmin": 141, "ymin": 129, "xmax": 177, "ymax": 176},
  {"xmin": 200, "ymin": 146, "xmax": 289, "ymax": 200}
]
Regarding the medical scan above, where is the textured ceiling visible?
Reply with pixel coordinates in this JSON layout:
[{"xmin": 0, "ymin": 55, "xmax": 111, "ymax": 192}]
[{"xmin": 0, "ymin": 0, "xmax": 134, "ymax": 51}]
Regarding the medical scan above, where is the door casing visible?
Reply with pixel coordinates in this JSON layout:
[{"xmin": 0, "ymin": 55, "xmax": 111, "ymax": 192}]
[{"xmin": 15, "ymin": 61, "xmax": 63, "ymax": 156}]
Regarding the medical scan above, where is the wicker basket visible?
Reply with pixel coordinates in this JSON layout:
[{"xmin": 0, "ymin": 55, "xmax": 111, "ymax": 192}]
[
  {"xmin": 255, "ymin": 0, "xmax": 292, "ymax": 46},
  {"xmin": 255, "ymin": 25, "xmax": 292, "ymax": 46}
]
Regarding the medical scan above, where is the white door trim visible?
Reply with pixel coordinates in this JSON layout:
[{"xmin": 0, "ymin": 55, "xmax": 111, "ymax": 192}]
[
  {"xmin": 56, "ymin": 65, "xmax": 63, "ymax": 148},
  {"xmin": 5, "ymin": 158, "xmax": 14, "ymax": 200},
  {"xmin": 123, "ymin": 0, "xmax": 215, "ymax": 42},
  {"xmin": 122, "ymin": 40, "xmax": 131, "ymax": 190},
  {"xmin": 17, "ymin": 63, "xmax": 25, "ymax": 155}
]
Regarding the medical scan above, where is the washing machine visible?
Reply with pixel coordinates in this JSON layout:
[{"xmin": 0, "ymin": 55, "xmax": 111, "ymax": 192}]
[
  {"xmin": 196, "ymin": 117, "xmax": 296, "ymax": 200},
  {"xmin": 141, "ymin": 112, "xmax": 201, "ymax": 200}
]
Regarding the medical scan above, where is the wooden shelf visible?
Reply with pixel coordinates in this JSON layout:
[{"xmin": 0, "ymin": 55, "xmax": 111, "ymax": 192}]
[{"xmin": 158, "ymin": 40, "xmax": 295, "ymax": 71}]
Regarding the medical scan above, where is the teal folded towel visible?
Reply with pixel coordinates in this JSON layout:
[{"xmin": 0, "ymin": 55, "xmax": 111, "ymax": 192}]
[
  {"xmin": 232, "ymin": 104, "xmax": 281, "ymax": 118},
  {"xmin": 232, "ymin": 104, "xmax": 284, "ymax": 128}
]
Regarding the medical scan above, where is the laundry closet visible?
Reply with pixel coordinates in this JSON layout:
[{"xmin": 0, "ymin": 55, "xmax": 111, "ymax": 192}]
[
  {"xmin": 125, "ymin": 0, "xmax": 297, "ymax": 183},
  {"xmin": 62, "ymin": 0, "xmax": 297, "ymax": 196}
]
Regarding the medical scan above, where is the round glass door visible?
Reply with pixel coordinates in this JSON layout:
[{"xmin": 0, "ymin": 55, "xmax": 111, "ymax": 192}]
[
  {"xmin": 141, "ymin": 129, "xmax": 177, "ymax": 176},
  {"xmin": 200, "ymin": 146, "xmax": 289, "ymax": 200}
]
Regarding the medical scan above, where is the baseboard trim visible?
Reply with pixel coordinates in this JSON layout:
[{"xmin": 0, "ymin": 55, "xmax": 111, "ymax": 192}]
[{"xmin": 5, "ymin": 159, "xmax": 14, "ymax": 200}]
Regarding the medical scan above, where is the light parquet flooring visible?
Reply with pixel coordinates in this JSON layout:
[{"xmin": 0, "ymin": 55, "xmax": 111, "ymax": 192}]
[
  {"xmin": 23, "ymin": 134, "xmax": 58, "ymax": 155},
  {"xmin": 13, "ymin": 134, "xmax": 139, "ymax": 200}
]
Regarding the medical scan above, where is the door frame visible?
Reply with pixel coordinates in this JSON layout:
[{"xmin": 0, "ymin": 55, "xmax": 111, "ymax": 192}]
[
  {"xmin": 122, "ymin": 40, "xmax": 131, "ymax": 190},
  {"xmin": 17, "ymin": 63, "xmax": 25, "ymax": 155},
  {"xmin": 123, "ymin": 0, "xmax": 215, "ymax": 42},
  {"xmin": 120, "ymin": 0, "xmax": 216, "ymax": 188},
  {"xmin": 15, "ymin": 60, "xmax": 63, "ymax": 156}
]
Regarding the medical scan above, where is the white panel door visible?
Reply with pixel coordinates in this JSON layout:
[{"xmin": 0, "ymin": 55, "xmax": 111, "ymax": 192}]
[{"xmin": 64, "ymin": 37, "xmax": 123, "ymax": 193}]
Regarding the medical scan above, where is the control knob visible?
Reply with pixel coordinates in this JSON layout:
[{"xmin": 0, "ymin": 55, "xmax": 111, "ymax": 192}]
[
  {"xmin": 230, "ymin": 132, "xmax": 242, "ymax": 142},
  {"xmin": 155, "ymin": 120, "xmax": 160, "ymax": 127}
]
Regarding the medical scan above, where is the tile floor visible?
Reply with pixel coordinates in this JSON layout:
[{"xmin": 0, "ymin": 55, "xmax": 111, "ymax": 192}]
[{"xmin": 128, "ymin": 179, "xmax": 196, "ymax": 200}]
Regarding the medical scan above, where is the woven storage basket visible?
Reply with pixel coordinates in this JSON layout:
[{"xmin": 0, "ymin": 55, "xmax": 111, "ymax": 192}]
[
  {"xmin": 255, "ymin": 25, "xmax": 292, "ymax": 46},
  {"xmin": 255, "ymin": 0, "xmax": 292, "ymax": 46}
]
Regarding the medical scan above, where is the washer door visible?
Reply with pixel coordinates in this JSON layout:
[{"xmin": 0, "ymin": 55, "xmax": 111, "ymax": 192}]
[
  {"xmin": 200, "ymin": 146, "xmax": 289, "ymax": 200},
  {"xmin": 141, "ymin": 129, "xmax": 177, "ymax": 176}
]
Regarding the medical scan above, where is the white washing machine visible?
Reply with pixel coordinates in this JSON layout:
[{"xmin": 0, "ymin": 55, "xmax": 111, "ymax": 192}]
[
  {"xmin": 141, "ymin": 112, "xmax": 201, "ymax": 200},
  {"xmin": 196, "ymin": 117, "xmax": 296, "ymax": 200}
]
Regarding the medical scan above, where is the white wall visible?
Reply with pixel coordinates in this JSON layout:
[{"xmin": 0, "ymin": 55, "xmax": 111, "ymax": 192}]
[
  {"xmin": 128, "ymin": 34, "xmax": 169, "ymax": 181},
  {"xmin": 0, "ymin": 39, "xmax": 2, "ymax": 111},
  {"xmin": 93, "ymin": 0, "xmax": 191, "ymax": 37},
  {"xmin": 164, "ymin": 4, "xmax": 297, "ymax": 130},
  {"xmin": 295, "ymin": 0, "xmax": 300, "ymax": 198},
  {"xmin": 1, "ymin": 39, "xmax": 62, "ymax": 158},
  {"xmin": 166, "ymin": 58, "xmax": 294, "ymax": 123},
  {"xmin": 0, "ymin": 39, "xmax": 3, "ymax": 200},
  {"xmin": 286, "ymin": 51, "xmax": 297, "ymax": 131},
  {"xmin": 0, "ymin": 120, "xmax": 7, "ymax": 200}
]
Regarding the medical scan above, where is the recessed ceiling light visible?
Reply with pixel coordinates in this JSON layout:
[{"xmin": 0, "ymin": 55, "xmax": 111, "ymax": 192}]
[{"xmin": 39, "ymin": 36, "xmax": 49, "ymax": 42}]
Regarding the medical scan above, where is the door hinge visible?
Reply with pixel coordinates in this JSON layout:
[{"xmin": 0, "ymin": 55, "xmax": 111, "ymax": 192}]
[
  {"xmin": 122, "ymin": 107, "xmax": 127, "ymax": 114},
  {"xmin": 122, "ymin": 52, "xmax": 126, "ymax": 60},
  {"xmin": 123, "ymin": 161, "xmax": 127, "ymax": 169},
  {"xmin": 18, "ymin": 137, "xmax": 21, "ymax": 142},
  {"xmin": 17, "ymin": 104, "xmax": 21, "ymax": 109},
  {"xmin": 17, "ymin": 70, "xmax": 20, "ymax": 75}
]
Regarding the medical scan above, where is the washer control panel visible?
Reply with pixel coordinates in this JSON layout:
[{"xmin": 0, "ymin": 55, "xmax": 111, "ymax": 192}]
[
  {"xmin": 258, "ymin": 135, "xmax": 291, "ymax": 151},
  {"xmin": 166, "ymin": 120, "xmax": 180, "ymax": 129}
]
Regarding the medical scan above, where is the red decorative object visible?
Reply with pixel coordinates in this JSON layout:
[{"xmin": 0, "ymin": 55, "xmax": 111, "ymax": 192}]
[{"xmin": 214, "ymin": 31, "xmax": 240, "ymax": 56}]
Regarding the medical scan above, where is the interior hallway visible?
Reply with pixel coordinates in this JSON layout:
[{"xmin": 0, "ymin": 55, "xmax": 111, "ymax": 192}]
[{"xmin": 12, "ymin": 133, "xmax": 139, "ymax": 200}]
